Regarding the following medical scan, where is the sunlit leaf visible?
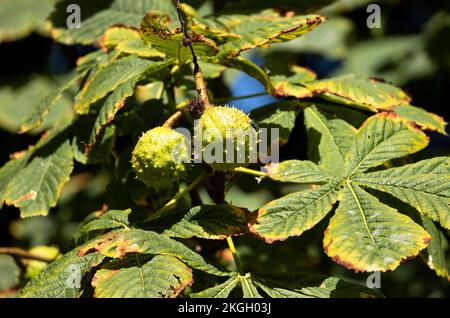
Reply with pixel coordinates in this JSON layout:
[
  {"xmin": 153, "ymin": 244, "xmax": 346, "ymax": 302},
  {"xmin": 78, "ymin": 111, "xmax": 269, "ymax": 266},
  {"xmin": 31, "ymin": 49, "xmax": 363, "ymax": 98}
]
[
  {"xmin": 92, "ymin": 255, "xmax": 193, "ymax": 298},
  {"xmin": 344, "ymin": 113, "xmax": 429, "ymax": 177},
  {"xmin": 4, "ymin": 140, "xmax": 74, "ymax": 218},
  {"xmin": 323, "ymin": 183, "xmax": 430, "ymax": 272}
]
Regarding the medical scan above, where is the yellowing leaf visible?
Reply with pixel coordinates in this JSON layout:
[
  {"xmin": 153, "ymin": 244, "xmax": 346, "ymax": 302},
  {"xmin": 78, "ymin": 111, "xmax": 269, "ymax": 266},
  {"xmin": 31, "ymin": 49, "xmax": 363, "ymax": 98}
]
[
  {"xmin": 4, "ymin": 141, "xmax": 74, "ymax": 218},
  {"xmin": 323, "ymin": 183, "xmax": 430, "ymax": 272},
  {"xmin": 344, "ymin": 113, "xmax": 429, "ymax": 177},
  {"xmin": 393, "ymin": 104, "xmax": 447, "ymax": 135},
  {"xmin": 307, "ymin": 75, "xmax": 411, "ymax": 111},
  {"xmin": 354, "ymin": 157, "xmax": 450, "ymax": 229},
  {"xmin": 78, "ymin": 229, "xmax": 231, "ymax": 277},
  {"xmin": 264, "ymin": 160, "xmax": 334, "ymax": 184},
  {"xmin": 92, "ymin": 255, "xmax": 193, "ymax": 298},
  {"xmin": 250, "ymin": 181, "xmax": 340, "ymax": 243},
  {"xmin": 217, "ymin": 14, "xmax": 324, "ymax": 59}
]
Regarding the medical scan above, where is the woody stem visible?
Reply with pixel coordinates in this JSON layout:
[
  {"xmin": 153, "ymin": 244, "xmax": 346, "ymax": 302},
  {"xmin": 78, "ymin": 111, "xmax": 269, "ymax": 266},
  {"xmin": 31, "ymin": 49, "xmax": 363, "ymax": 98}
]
[{"xmin": 175, "ymin": 0, "xmax": 211, "ymax": 108}]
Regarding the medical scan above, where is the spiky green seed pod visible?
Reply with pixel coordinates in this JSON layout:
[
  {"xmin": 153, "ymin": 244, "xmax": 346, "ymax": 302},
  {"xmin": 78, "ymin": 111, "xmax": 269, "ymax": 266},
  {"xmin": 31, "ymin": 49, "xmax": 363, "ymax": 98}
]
[
  {"xmin": 131, "ymin": 127, "xmax": 189, "ymax": 190},
  {"xmin": 198, "ymin": 106, "xmax": 258, "ymax": 172}
]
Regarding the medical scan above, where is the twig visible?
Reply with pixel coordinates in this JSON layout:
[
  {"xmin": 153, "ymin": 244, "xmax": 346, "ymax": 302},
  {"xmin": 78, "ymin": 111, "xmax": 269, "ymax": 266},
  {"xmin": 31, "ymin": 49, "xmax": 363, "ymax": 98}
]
[
  {"xmin": 162, "ymin": 110, "xmax": 184, "ymax": 128},
  {"xmin": 0, "ymin": 247, "xmax": 55, "ymax": 263},
  {"xmin": 175, "ymin": 0, "xmax": 211, "ymax": 108}
]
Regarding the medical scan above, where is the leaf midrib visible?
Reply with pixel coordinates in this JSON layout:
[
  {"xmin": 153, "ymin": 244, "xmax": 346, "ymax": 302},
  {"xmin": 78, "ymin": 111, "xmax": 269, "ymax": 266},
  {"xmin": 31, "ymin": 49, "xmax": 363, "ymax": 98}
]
[{"xmin": 345, "ymin": 180, "xmax": 382, "ymax": 257}]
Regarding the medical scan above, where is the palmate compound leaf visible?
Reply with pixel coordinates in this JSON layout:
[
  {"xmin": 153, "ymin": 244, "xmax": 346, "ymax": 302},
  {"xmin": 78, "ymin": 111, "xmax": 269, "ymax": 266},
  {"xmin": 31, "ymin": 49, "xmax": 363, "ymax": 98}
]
[
  {"xmin": 306, "ymin": 75, "xmax": 412, "ymax": 112},
  {"xmin": 78, "ymin": 229, "xmax": 231, "ymax": 277},
  {"xmin": 152, "ymin": 204, "xmax": 249, "ymax": 240},
  {"xmin": 353, "ymin": 157, "xmax": 450, "ymax": 229},
  {"xmin": 190, "ymin": 273, "xmax": 263, "ymax": 298},
  {"xmin": 21, "ymin": 249, "xmax": 105, "ymax": 298},
  {"xmin": 48, "ymin": 0, "xmax": 178, "ymax": 45},
  {"xmin": 75, "ymin": 56, "xmax": 172, "ymax": 114},
  {"xmin": 3, "ymin": 140, "xmax": 74, "ymax": 218},
  {"xmin": 239, "ymin": 273, "xmax": 263, "ymax": 298},
  {"xmin": 92, "ymin": 255, "xmax": 193, "ymax": 298},
  {"xmin": 323, "ymin": 183, "xmax": 430, "ymax": 272},
  {"xmin": 251, "ymin": 113, "xmax": 439, "ymax": 271}
]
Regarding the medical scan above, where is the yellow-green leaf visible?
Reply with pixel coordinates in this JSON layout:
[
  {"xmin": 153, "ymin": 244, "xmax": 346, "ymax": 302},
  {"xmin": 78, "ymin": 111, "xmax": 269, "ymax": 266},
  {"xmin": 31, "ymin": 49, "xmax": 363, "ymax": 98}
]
[
  {"xmin": 264, "ymin": 160, "xmax": 334, "ymax": 184},
  {"xmin": 4, "ymin": 140, "xmax": 74, "ymax": 218},
  {"xmin": 344, "ymin": 113, "xmax": 429, "ymax": 177},
  {"xmin": 250, "ymin": 181, "xmax": 340, "ymax": 243},
  {"xmin": 323, "ymin": 183, "xmax": 430, "ymax": 272},
  {"xmin": 393, "ymin": 104, "xmax": 447, "ymax": 135},
  {"xmin": 250, "ymin": 100, "xmax": 302, "ymax": 145},
  {"xmin": 217, "ymin": 14, "xmax": 324, "ymax": 59},
  {"xmin": 92, "ymin": 255, "xmax": 193, "ymax": 298},
  {"xmin": 306, "ymin": 75, "xmax": 411, "ymax": 112},
  {"xmin": 75, "ymin": 209, "xmax": 131, "ymax": 243},
  {"xmin": 353, "ymin": 157, "xmax": 450, "ymax": 229},
  {"xmin": 20, "ymin": 75, "xmax": 79, "ymax": 133},
  {"xmin": 78, "ymin": 229, "xmax": 231, "ymax": 277}
]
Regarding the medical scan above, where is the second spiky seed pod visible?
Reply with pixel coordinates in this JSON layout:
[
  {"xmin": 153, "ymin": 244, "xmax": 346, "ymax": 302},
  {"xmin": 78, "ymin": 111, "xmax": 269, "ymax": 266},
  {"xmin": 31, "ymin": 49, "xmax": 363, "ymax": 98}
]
[{"xmin": 197, "ymin": 106, "xmax": 258, "ymax": 172}]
